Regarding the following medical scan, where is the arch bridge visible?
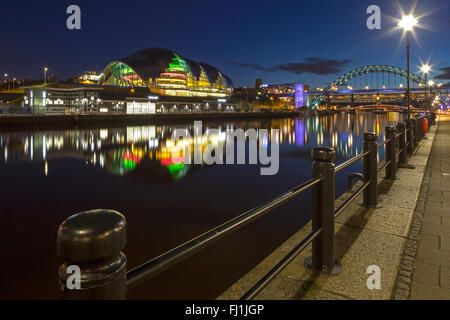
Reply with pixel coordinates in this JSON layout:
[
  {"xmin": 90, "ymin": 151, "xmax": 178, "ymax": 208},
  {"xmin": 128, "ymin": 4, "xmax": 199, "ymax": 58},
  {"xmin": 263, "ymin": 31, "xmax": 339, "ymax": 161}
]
[{"xmin": 307, "ymin": 65, "xmax": 448, "ymax": 109}]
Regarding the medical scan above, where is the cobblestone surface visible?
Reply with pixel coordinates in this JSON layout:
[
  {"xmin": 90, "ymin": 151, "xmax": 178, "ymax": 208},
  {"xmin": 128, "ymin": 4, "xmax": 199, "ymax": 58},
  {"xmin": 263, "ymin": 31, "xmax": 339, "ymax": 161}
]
[{"xmin": 392, "ymin": 115, "xmax": 450, "ymax": 300}]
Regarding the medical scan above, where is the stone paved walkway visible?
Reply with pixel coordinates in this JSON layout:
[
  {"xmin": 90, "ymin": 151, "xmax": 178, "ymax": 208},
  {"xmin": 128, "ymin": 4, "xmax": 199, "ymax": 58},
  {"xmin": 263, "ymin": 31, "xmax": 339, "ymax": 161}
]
[{"xmin": 410, "ymin": 115, "xmax": 450, "ymax": 299}]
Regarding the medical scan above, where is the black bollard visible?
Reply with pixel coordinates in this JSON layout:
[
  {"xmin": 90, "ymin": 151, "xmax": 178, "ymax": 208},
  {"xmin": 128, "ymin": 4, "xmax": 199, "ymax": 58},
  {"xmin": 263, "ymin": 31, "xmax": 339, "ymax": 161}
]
[
  {"xmin": 406, "ymin": 119, "xmax": 414, "ymax": 155},
  {"xmin": 397, "ymin": 122, "xmax": 407, "ymax": 164},
  {"xmin": 305, "ymin": 146, "xmax": 342, "ymax": 275},
  {"xmin": 57, "ymin": 209, "xmax": 127, "ymax": 299},
  {"xmin": 362, "ymin": 132, "xmax": 379, "ymax": 207},
  {"xmin": 385, "ymin": 126, "xmax": 397, "ymax": 179}
]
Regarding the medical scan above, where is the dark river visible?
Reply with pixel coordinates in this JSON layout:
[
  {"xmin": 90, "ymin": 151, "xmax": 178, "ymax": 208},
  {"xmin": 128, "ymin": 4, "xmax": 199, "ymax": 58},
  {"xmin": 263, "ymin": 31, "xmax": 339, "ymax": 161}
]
[{"xmin": 0, "ymin": 112, "xmax": 402, "ymax": 299}]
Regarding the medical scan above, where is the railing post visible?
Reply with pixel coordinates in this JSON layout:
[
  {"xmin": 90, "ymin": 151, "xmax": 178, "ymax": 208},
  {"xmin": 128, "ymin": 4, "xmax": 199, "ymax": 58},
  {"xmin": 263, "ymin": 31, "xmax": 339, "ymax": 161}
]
[
  {"xmin": 419, "ymin": 117, "xmax": 423, "ymax": 140},
  {"xmin": 306, "ymin": 146, "xmax": 342, "ymax": 275},
  {"xmin": 406, "ymin": 119, "xmax": 414, "ymax": 155},
  {"xmin": 420, "ymin": 116, "xmax": 424, "ymax": 139},
  {"xmin": 57, "ymin": 209, "xmax": 127, "ymax": 299},
  {"xmin": 414, "ymin": 117, "xmax": 419, "ymax": 146},
  {"xmin": 362, "ymin": 132, "xmax": 379, "ymax": 207},
  {"xmin": 397, "ymin": 122, "xmax": 407, "ymax": 164},
  {"xmin": 385, "ymin": 126, "xmax": 397, "ymax": 179}
]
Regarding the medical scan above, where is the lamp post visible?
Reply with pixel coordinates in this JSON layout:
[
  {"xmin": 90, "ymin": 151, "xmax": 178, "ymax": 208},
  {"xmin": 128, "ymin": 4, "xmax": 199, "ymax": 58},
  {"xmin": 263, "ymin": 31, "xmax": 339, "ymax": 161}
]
[
  {"xmin": 428, "ymin": 80, "xmax": 434, "ymax": 112},
  {"xmin": 398, "ymin": 15, "xmax": 418, "ymax": 119},
  {"xmin": 3, "ymin": 74, "xmax": 7, "ymax": 91},
  {"xmin": 420, "ymin": 64, "xmax": 431, "ymax": 111},
  {"xmin": 44, "ymin": 67, "xmax": 48, "ymax": 84}
]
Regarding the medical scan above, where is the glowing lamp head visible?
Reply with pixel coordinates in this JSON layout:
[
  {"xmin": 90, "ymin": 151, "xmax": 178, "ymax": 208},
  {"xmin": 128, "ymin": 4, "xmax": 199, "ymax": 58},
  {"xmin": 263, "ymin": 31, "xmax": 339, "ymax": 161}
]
[
  {"xmin": 398, "ymin": 15, "xmax": 418, "ymax": 31},
  {"xmin": 428, "ymin": 80, "xmax": 434, "ymax": 86},
  {"xmin": 420, "ymin": 64, "xmax": 431, "ymax": 74}
]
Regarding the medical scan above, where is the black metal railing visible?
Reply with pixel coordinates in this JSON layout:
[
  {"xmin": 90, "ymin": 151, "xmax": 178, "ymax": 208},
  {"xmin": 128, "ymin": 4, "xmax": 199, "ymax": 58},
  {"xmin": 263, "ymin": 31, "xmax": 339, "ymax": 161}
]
[{"xmin": 55, "ymin": 112, "xmax": 436, "ymax": 300}]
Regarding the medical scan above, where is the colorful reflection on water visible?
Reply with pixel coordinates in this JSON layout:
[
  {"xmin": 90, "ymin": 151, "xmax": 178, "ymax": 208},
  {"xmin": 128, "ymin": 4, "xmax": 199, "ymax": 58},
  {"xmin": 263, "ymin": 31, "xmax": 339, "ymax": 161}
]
[
  {"xmin": 0, "ymin": 112, "xmax": 402, "ymax": 299},
  {"xmin": 0, "ymin": 112, "xmax": 400, "ymax": 180}
]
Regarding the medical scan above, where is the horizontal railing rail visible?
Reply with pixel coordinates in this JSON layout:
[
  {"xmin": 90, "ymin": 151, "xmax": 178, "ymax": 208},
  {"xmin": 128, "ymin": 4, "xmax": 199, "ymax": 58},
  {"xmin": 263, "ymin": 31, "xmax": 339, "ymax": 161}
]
[
  {"xmin": 56, "ymin": 112, "xmax": 436, "ymax": 300},
  {"xmin": 335, "ymin": 181, "xmax": 370, "ymax": 218},
  {"xmin": 334, "ymin": 151, "xmax": 369, "ymax": 173},
  {"xmin": 240, "ymin": 228, "xmax": 322, "ymax": 300},
  {"xmin": 126, "ymin": 177, "xmax": 323, "ymax": 290}
]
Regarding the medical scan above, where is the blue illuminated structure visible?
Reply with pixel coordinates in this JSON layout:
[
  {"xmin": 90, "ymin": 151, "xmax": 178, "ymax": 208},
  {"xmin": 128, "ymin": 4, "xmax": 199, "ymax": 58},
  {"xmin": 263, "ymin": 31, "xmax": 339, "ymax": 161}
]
[{"xmin": 295, "ymin": 84, "xmax": 305, "ymax": 108}]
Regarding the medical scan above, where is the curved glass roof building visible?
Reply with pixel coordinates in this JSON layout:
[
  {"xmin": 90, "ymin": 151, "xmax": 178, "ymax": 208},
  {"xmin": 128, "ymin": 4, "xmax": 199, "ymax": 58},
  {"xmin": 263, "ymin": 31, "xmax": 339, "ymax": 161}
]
[{"xmin": 100, "ymin": 48, "xmax": 233, "ymax": 98}]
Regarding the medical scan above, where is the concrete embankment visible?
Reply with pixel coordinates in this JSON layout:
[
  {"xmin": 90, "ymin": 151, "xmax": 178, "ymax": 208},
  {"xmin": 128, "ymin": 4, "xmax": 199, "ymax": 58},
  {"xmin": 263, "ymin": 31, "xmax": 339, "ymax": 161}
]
[
  {"xmin": 0, "ymin": 111, "xmax": 302, "ymax": 130},
  {"xmin": 0, "ymin": 110, "xmax": 343, "ymax": 130},
  {"xmin": 218, "ymin": 123, "xmax": 437, "ymax": 300}
]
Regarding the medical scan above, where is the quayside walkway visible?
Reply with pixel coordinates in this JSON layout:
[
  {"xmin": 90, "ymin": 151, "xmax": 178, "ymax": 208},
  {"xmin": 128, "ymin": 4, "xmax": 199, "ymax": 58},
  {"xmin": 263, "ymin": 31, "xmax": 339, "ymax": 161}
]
[
  {"xmin": 219, "ymin": 117, "xmax": 438, "ymax": 300},
  {"xmin": 405, "ymin": 115, "xmax": 450, "ymax": 299}
]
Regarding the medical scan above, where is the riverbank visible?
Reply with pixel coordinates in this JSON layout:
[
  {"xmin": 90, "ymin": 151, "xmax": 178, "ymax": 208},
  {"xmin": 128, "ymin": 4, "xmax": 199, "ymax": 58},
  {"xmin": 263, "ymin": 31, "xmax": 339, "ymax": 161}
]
[
  {"xmin": 0, "ymin": 111, "xmax": 300, "ymax": 130},
  {"xmin": 218, "ymin": 122, "xmax": 437, "ymax": 300},
  {"xmin": 0, "ymin": 109, "xmax": 342, "ymax": 130}
]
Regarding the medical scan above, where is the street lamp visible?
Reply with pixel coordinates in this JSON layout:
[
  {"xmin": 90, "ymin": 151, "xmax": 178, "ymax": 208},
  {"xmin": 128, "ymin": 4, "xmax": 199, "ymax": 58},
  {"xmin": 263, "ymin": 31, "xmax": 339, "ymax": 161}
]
[
  {"xmin": 420, "ymin": 64, "xmax": 431, "ymax": 111},
  {"xmin": 428, "ymin": 80, "xmax": 435, "ymax": 111},
  {"xmin": 4, "ymin": 73, "xmax": 11, "ymax": 91},
  {"xmin": 44, "ymin": 67, "xmax": 48, "ymax": 84},
  {"xmin": 398, "ymin": 14, "xmax": 418, "ymax": 119}
]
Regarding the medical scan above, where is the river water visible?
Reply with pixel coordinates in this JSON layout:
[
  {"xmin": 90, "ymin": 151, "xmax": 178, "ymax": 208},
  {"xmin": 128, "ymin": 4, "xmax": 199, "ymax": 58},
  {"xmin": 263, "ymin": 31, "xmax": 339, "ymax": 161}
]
[{"xmin": 0, "ymin": 112, "xmax": 402, "ymax": 299}]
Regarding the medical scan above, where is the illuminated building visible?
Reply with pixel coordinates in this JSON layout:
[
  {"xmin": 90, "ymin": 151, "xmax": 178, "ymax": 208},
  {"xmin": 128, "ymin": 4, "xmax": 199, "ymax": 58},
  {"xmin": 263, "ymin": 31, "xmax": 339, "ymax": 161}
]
[
  {"xmin": 100, "ymin": 48, "xmax": 233, "ymax": 98},
  {"xmin": 23, "ymin": 87, "xmax": 103, "ymax": 114},
  {"xmin": 77, "ymin": 71, "xmax": 102, "ymax": 84},
  {"xmin": 295, "ymin": 84, "xmax": 305, "ymax": 108}
]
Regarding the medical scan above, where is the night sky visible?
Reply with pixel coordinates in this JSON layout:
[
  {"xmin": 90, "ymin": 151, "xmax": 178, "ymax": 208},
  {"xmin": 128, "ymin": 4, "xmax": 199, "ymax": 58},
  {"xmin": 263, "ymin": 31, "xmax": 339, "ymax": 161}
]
[{"xmin": 1, "ymin": 0, "xmax": 449, "ymax": 88}]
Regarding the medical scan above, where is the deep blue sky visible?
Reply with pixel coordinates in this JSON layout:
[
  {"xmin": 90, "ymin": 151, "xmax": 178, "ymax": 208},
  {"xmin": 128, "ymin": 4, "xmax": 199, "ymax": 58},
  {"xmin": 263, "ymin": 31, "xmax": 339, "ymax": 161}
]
[{"xmin": 1, "ymin": 0, "xmax": 449, "ymax": 88}]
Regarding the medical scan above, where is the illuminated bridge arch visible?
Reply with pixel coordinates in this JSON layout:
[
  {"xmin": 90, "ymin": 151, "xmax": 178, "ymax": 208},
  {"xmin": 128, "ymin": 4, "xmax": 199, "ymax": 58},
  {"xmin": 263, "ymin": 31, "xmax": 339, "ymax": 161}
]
[
  {"xmin": 310, "ymin": 65, "xmax": 428, "ymax": 108},
  {"xmin": 328, "ymin": 65, "xmax": 427, "ymax": 89}
]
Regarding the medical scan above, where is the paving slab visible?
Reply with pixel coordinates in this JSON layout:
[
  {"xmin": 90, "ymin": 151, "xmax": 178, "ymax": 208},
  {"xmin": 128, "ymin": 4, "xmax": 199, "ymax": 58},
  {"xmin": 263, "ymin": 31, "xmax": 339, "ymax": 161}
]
[{"xmin": 409, "ymin": 115, "xmax": 450, "ymax": 300}]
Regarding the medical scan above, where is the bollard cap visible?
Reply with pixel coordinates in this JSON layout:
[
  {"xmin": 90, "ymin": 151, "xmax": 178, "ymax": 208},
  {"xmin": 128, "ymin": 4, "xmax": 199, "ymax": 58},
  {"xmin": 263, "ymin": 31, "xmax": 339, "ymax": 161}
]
[
  {"xmin": 363, "ymin": 132, "xmax": 378, "ymax": 141},
  {"xmin": 311, "ymin": 146, "xmax": 335, "ymax": 161},
  {"xmin": 385, "ymin": 126, "xmax": 396, "ymax": 132},
  {"xmin": 57, "ymin": 209, "xmax": 126, "ymax": 263}
]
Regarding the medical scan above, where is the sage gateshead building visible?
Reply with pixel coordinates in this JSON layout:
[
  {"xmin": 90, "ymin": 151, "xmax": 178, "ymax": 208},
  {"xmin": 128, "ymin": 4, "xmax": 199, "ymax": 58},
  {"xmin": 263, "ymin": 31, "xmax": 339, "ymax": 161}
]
[
  {"xmin": 100, "ymin": 48, "xmax": 233, "ymax": 98},
  {"xmin": 23, "ymin": 48, "xmax": 236, "ymax": 115}
]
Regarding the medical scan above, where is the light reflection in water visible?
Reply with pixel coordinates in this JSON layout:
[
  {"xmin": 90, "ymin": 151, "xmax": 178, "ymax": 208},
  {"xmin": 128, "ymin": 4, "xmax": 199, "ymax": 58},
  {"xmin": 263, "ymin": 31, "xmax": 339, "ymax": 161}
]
[
  {"xmin": 0, "ymin": 111, "xmax": 406, "ymax": 300},
  {"xmin": 0, "ymin": 112, "xmax": 403, "ymax": 182}
]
